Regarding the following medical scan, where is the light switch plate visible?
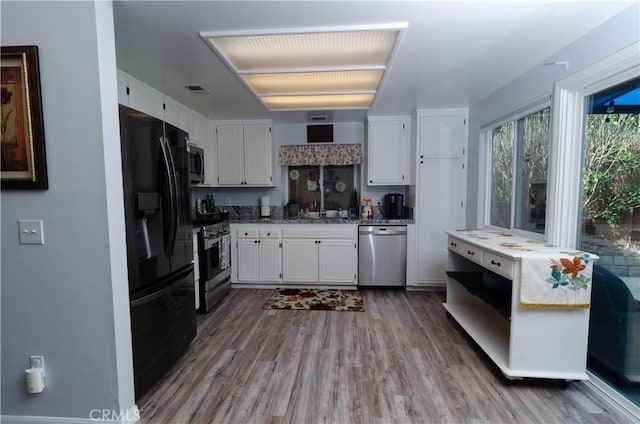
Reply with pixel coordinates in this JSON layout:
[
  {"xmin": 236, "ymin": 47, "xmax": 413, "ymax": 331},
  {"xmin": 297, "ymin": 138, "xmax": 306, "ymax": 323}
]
[{"xmin": 18, "ymin": 220, "xmax": 45, "ymax": 244}]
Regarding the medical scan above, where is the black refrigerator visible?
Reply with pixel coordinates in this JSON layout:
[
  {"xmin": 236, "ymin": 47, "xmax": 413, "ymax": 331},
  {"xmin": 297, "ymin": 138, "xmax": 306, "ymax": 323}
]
[{"xmin": 119, "ymin": 105, "xmax": 195, "ymax": 399}]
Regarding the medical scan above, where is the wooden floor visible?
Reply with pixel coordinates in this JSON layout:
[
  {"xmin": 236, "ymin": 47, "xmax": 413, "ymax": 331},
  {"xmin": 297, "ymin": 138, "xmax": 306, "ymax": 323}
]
[{"xmin": 137, "ymin": 289, "xmax": 632, "ymax": 423}]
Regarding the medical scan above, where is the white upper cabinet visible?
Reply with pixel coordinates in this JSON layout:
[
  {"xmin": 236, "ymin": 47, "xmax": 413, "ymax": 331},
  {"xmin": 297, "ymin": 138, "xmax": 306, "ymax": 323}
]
[
  {"xmin": 216, "ymin": 122, "xmax": 272, "ymax": 186},
  {"xmin": 366, "ymin": 116, "xmax": 410, "ymax": 185},
  {"xmin": 117, "ymin": 73, "xmax": 164, "ymax": 120}
]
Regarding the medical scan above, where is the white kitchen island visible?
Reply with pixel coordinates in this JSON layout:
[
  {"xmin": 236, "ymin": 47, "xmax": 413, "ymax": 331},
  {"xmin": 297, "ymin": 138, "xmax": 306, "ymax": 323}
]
[{"xmin": 445, "ymin": 229, "xmax": 597, "ymax": 381}]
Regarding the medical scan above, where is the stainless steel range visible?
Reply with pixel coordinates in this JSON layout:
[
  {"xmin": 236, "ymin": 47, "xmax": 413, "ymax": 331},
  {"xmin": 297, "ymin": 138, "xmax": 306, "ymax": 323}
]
[{"xmin": 197, "ymin": 221, "xmax": 231, "ymax": 313}]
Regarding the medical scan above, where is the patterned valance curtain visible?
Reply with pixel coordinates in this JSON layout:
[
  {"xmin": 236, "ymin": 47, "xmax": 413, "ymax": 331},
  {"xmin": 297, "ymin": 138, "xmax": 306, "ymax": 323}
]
[{"xmin": 279, "ymin": 144, "xmax": 362, "ymax": 166}]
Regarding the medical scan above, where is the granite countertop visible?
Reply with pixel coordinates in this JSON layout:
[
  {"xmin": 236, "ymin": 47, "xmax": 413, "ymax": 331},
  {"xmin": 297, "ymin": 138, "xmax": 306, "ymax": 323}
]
[{"xmin": 229, "ymin": 217, "xmax": 414, "ymax": 225}]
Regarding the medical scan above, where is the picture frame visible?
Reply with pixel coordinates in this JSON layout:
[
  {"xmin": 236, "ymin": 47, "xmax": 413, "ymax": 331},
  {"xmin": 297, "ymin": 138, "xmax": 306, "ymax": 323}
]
[{"xmin": 1, "ymin": 45, "xmax": 48, "ymax": 190}]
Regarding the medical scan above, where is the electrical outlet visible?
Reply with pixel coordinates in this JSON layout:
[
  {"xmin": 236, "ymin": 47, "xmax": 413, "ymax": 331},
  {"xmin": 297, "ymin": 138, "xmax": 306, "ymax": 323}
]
[{"xmin": 29, "ymin": 355, "xmax": 45, "ymax": 377}]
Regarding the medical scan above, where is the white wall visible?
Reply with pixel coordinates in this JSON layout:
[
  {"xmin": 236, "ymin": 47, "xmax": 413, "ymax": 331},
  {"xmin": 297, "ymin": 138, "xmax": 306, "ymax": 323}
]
[
  {"xmin": 1, "ymin": 1, "xmax": 135, "ymax": 420},
  {"xmin": 466, "ymin": 4, "xmax": 640, "ymax": 228}
]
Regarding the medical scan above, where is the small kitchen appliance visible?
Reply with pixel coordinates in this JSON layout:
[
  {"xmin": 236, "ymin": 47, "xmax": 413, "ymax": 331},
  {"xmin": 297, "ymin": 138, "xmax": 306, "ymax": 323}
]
[
  {"xmin": 383, "ymin": 193, "xmax": 404, "ymax": 219},
  {"xmin": 189, "ymin": 144, "xmax": 205, "ymax": 184},
  {"xmin": 260, "ymin": 195, "xmax": 270, "ymax": 218}
]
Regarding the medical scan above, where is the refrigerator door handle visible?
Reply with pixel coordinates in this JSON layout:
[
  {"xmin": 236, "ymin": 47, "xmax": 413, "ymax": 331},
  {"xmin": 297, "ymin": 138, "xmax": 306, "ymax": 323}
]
[
  {"xmin": 158, "ymin": 136, "xmax": 176, "ymax": 258},
  {"xmin": 164, "ymin": 136, "xmax": 180, "ymax": 256}
]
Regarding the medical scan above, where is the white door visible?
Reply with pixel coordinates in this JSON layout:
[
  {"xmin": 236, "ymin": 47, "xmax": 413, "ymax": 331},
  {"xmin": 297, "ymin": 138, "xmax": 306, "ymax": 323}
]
[
  {"xmin": 259, "ymin": 239, "xmax": 281, "ymax": 281},
  {"xmin": 282, "ymin": 239, "xmax": 317, "ymax": 282},
  {"xmin": 217, "ymin": 125, "xmax": 244, "ymax": 185},
  {"xmin": 318, "ymin": 240, "xmax": 356, "ymax": 283},
  {"xmin": 418, "ymin": 158, "xmax": 465, "ymax": 285},
  {"xmin": 243, "ymin": 124, "xmax": 272, "ymax": 185},
  {"xmin": 237, "ymin": 239, "xmax": 259, "ymax": 281},
  {"xmin": 367, "ymin": 119, "xmax": 406, "ymax": 185},
  {"xmin": 419, "ymin": 115, "xmax": 466, "ymax": 158}
]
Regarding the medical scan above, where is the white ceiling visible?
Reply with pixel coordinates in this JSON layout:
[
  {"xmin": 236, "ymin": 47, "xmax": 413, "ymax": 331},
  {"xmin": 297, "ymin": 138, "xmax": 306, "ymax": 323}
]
[{"xmin": 113, "ymin": 1, "xmax": 635, "ymax": 123}]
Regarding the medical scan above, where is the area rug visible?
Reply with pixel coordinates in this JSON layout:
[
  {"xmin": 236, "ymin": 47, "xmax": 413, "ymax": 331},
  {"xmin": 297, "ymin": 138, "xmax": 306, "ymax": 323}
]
[{"xmin": 264, "ymin": 288, "xmax": 365, "ymax": 312}]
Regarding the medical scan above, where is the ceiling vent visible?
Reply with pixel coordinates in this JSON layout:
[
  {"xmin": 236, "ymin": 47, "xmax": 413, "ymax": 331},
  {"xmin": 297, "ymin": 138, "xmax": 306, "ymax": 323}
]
[
  {"xmin": 309, "ymin": 115, "xmax": 328, "ymax": 122},
  {"xmin": 185, "ymin": 84, "xmax": 211, "ymax": 94}
]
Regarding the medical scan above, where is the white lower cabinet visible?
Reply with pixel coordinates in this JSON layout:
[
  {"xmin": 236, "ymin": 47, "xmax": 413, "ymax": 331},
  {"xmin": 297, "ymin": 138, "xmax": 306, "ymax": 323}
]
[
  {"xmin": 236, "ymin": 228, "xmax": 281, "ymax": 282},
  {"xmin": 281, "ymin": 226, "xmax": 357, "ymax": 285},
  {"xmin": 232, "ymin": 224, "xmax": 357, "ymax": 287}
]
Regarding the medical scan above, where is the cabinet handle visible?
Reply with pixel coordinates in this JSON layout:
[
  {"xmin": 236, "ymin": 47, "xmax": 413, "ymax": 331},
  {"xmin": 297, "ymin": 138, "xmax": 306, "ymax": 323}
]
[
  {"xmin": 420, "ymin": 155, "xmax": 424, "ymax": 159},
  {"xmin": 491, "ymin": 260, "xmax": 501, "ymax": 267},
  {"xmin": 267, "ymin": 232, "xmax": 271, "ymax": 236},
  {"xmin": 450, "ymin": 242, "xmax": 457, "ymax": 247},
  {"xmin": 370, "ymin": 180, "xmax": 373, "ymax": 183},
  {"xmin": 245, "ymin": 232, "xmax": 248, "ymax": 236},
  {"xmin": 254, "ymin": 240, "xmax": 258, "ymax": 244},
  {"xmin": 258, "ymin": 240, "xmax": 261, "ymax": 244},
  {"xmin": 467, "ymin": 250, "xmax": 474, "ymax": 256},
  {"xmin": 420, "ymin": 161, "xmax": 424, "ymax": 164}
]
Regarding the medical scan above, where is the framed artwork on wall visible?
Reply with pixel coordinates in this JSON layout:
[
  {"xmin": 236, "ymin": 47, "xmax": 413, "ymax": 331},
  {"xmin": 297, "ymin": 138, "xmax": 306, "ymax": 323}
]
[{"xmin": 1, "ymin": 45, "xmax": 48, "ymax": 190}]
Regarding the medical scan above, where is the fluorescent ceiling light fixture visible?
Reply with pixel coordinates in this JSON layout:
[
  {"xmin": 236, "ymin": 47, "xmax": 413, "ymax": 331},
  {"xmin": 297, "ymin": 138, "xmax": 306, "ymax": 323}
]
[
  {"xmin": 200, "ymin": 24, "xmax": 407, "ymax": 111},
  {"xmin": 261, "ymin": 94, "xmax": 376, "ymax": 110},
  {"xmin": 243, "ymin": 70, "xmax": 384, "ymax": 95}
]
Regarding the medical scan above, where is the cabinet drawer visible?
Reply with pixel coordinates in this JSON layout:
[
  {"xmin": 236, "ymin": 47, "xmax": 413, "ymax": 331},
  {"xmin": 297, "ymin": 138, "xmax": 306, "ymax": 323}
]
[
  {"xmin": 460, "ymin": 242, "xmax": 483, "ymax": 265},
  {"xmin": 447, "ymin": 236, "xmax": 463, "ymax": 254},
  {"xmin": 237, "ymin": 229, "xmax": 258, "ymax": 239},
  {"xmin": 282, "ymin": 228, "xmax": 355, "ymax": 240},
  {"xmin": 259, "ymin": 229, "xmax": 280, "ymax": 239},
  {"xmin": 483, "ymin": 252, "xmax": 514, "ymax": 279}
]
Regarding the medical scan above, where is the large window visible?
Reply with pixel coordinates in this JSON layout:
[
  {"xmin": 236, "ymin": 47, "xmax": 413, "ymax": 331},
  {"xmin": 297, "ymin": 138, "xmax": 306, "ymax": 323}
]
[
  {"xmin": 489, "ymin": 107, "xmax": 550, "ymax": 233},
  {"xmin": 288, "ymin": 165, "xmax": 354, "ymax": 212},
  {"xmin": 579, "ymin": 76, "xmax": 640, "ymax": 408}
]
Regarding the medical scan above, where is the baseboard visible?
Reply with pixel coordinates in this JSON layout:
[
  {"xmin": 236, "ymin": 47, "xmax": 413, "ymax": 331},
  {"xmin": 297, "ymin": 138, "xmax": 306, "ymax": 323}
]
[
  {"xmin": 584, "ymin": 371, "xmax": 640, "ymax": 422},
  {"xmin": 1, "ymin": 405, "xmax": 139, "ymax": 424}
]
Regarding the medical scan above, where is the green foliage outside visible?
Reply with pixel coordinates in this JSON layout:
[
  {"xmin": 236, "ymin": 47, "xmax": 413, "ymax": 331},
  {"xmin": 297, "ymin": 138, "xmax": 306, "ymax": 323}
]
[{"xmin": 583, "ymin": 114, "xmax": 640, "ymax": 224}]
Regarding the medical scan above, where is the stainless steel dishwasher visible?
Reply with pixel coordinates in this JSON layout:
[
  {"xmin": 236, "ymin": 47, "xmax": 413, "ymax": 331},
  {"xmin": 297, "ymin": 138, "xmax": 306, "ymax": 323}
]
[{"xmin": 358, "ymin": 225, "xmax": 407, "ymax": 286}]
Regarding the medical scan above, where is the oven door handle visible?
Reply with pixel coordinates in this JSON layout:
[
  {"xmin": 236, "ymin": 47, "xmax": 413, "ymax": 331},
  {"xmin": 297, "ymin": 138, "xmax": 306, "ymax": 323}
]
[{"xmin": 204, "ymin": 237, "xmax": 221, "ymax": 250}]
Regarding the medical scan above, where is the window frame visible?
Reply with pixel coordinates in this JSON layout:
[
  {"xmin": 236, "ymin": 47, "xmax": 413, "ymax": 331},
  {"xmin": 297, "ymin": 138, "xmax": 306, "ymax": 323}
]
[
  {"xmin": 481, "ymin": 100, "xmax": 552, "ymax": 239},
  {"xmin": 285, "ymin": 164, "xmax": 357, "ymax": 211}
]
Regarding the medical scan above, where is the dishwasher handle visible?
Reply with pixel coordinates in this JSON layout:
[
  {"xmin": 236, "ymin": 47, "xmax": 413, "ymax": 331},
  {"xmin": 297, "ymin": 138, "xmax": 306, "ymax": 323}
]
[{"xmin": 359, "ymin": 226, "xmax": 407, "ymax": 236}]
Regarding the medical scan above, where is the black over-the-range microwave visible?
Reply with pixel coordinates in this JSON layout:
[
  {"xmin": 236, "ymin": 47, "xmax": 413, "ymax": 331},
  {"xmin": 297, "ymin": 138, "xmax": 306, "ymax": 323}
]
[{"xmin": 189, "ymin": 144, "xmax": 205, "ymax": 184}]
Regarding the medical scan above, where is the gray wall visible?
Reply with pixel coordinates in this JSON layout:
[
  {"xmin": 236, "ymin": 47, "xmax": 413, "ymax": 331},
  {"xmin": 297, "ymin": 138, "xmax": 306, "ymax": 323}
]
[
  {"xmin": 1, "ymin": 1, "xmax": 135, "ymax": 420},
  {"xmin": 466, "ymin": 4, "xmax": 640, "ymax": 228}
]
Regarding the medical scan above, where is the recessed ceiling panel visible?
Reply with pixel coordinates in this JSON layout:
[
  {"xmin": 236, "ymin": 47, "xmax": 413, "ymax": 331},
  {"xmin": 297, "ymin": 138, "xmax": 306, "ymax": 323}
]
[
  {"xmin": 200, "ymin": 24, "xmax": 407, "ymax": 111},
  {"xmin": 261, "ymin": 94, "xmax": 375, "ymax": 110},
  {"xmin": 209, "ymin": 31, "xmax": 398, "ymax": 71},
  {"xmin": 243, "ymin": 70, "xmax": 383, "ymax": 95}
]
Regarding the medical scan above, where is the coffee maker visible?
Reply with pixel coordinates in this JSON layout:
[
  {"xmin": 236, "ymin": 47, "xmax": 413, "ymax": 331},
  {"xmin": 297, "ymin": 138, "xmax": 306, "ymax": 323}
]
[{"xmin": 383, "ymin": 193, "xmax": 404, "ymax": 218}]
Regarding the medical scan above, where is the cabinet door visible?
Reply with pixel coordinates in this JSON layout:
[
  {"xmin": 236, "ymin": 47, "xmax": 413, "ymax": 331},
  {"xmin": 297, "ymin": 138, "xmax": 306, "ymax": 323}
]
[
  {"xmin": 128, "ymin": 79, "xmax": 164, "ymax": 120},
  {"xmin": 417, "ymin": 158, "xmax": 465, "ymax": 286},
  {"xmin": 259, "ymin": 239, "xmax": 281, "ymax": 281},
  {"xmin": 419, "ymin": 115, "xmax": 466, "ymax": 158},
  {"xmin": 217, "ymin": 125, "xmax": 245, "ymax": 185},
  {"xmin": 243, "ymin": 124, "xmax": 272, "ymax": 186},
  {"xmin": 237, "ymin": 239, "xmax": 259, "ymax": 281},
  {"xmin": 318, "ymin": 240, "xmax": 356, "ymax": 283},
  {"xmin": 282, "ymin": 240, "xmax": 318, "ymax": 283},
  {"xmin": 117, "ymin": 73, "xmax": 130, "ymax": 106},
  {"xmin": 367, "ymin": 119, "xmax": 407, "ymax": 185}
]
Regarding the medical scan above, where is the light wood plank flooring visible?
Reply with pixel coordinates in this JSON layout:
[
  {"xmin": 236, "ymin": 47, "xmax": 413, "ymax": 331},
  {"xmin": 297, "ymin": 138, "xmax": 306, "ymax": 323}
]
[{"xmin": 137, "ymin": 289, "xmax": 633, "ymax": 423}]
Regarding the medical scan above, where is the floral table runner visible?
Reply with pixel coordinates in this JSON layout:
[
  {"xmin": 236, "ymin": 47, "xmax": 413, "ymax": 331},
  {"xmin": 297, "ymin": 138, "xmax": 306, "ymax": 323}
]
[{"xmin": 454, "ymin": 229, "xmax": 598, "ymax": 309}]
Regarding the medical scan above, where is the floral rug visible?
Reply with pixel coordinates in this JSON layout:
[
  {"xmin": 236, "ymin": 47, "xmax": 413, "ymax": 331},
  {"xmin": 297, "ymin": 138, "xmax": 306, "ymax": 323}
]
[{"xmin": 264, "ymin": 288, "xmax": 365, "ymax": 312}]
